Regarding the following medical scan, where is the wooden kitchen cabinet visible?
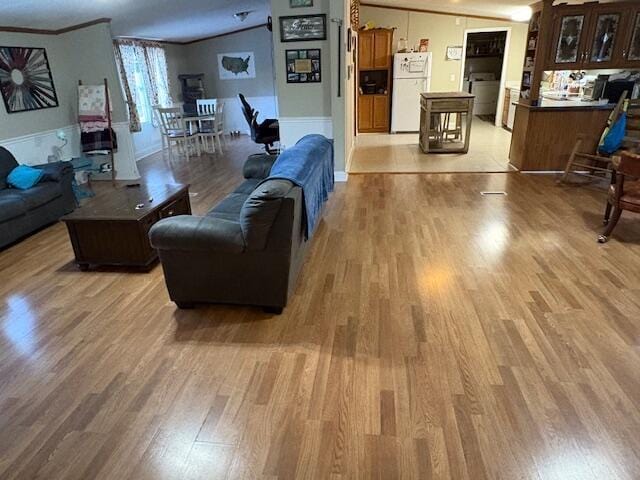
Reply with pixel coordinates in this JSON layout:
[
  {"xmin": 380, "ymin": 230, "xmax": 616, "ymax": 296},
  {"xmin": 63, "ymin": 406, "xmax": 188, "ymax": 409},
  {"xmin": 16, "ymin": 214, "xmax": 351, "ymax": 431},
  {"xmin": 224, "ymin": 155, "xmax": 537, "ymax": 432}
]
[
  {"xmin": 358, "ymin": 29, "xmax": 393, "ymax": 70},
  {"xmin": 548, "ymin": 5, "xmax": 590, "ymax": 70},
  {"xmin": 358, "ymin": 95, "xmax": 374, "ymax": 131},
  {"xmin": 357, "ymin": 28, "xmax": 393, "ymax": 133},
  {"xmin": 547, "ymin": 2, "xmax": 640, "ymax": 70},
  {"xmin": 620, "ymin": 6, "xmax": 640, "ymax": 66},
  {"xmin": 373, "ymin": 29, "xmax": 393, "ymax": 69},
  {"xmin": 583, "ymin": 4, "xmax": 625, "ymax": 69},
  {"xmin": 372, "ymin": 95, "xmax": 389, "ymax": 129},
  {"xmin": 358, "ymin": 32, "xmax": 375, "ymax": 70}
]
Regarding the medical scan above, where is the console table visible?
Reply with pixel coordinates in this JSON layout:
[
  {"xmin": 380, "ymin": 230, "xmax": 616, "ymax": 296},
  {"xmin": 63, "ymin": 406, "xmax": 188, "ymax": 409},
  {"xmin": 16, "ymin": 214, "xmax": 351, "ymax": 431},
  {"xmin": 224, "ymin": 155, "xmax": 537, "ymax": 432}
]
[
  {"xmin": 62, "ymin": 183, "xmax": 190, "ymax": 270},
  {"xmin": 419, "ymin": 92, "xmax": 475, "ymax": 153}
]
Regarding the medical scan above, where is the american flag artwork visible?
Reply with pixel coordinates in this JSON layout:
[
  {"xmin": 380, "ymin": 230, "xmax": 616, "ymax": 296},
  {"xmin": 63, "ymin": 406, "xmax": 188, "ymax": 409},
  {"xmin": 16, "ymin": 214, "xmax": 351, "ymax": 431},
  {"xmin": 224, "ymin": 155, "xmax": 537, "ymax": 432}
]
[{"xmin": 0, "ymin": 47, "xmax": 59, "ymax": 113}]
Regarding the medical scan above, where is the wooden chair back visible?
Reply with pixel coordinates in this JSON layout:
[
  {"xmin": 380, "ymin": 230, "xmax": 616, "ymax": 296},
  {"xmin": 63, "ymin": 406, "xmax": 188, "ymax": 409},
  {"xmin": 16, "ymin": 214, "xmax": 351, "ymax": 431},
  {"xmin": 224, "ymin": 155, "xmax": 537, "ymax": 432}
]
[
  {"xmin": 215, "ymin": 101, "xmax": 225, "ymax": 133},
  {"xmin": 623, "ymin": 99, "xmax": 640, "ymax": 153},
  {"xmin": 196, "ymin": 98, "xmax": 217, "ymax": 117},
  {"xmin": 155, "ymin": 107, "xmax": 185, "ymax": 135}
]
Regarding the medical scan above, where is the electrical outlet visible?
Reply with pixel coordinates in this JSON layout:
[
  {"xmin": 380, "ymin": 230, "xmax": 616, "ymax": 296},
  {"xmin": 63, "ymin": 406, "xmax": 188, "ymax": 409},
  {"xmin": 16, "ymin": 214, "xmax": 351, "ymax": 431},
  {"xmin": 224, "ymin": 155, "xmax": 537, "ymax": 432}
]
[{"xmin": 450, "ymin": 74, "xmax": 456, "ymax": 82}]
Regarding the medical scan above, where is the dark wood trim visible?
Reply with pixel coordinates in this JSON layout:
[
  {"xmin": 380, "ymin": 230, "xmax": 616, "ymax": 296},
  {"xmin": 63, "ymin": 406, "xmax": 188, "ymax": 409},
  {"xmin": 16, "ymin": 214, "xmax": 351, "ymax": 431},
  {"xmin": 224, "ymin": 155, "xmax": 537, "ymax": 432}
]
[
  {"xmin": 0, "ymin": 18, "xmax": 111, "ymax": 35},
  {"xmin": 1, "ymin": 19, "xmax": 267, "ymax": 45},
  {"xmin": 55, "ymin": 18, "xmax": 112, "ymax": 34},
  {"xmin": 178, "ymin": 23, "xmax": 268, "ymax": 45},
  {"xmin": 359, "ymin": 2, "xmax": 523, "ymax": 23}
]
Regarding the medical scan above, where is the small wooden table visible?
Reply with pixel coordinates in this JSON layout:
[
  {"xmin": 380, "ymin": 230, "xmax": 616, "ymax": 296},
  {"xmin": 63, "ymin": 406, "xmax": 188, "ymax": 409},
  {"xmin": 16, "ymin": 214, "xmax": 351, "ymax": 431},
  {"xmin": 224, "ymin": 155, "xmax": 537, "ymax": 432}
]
[
  {"xmin": 62, "ymin": 183, "xmax": 191, "ymax": 271},
  {"xmin": 420, "ymin": 92, "xmax": 475, "ymax": 153}
]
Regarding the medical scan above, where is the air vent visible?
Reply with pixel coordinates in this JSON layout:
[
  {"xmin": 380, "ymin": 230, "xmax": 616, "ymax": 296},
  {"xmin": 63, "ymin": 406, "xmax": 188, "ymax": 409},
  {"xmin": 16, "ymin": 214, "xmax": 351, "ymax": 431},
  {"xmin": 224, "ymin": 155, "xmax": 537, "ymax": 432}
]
[{"xmin": 480, "ymin": 191, "xmax": 508, "ymax": 196}]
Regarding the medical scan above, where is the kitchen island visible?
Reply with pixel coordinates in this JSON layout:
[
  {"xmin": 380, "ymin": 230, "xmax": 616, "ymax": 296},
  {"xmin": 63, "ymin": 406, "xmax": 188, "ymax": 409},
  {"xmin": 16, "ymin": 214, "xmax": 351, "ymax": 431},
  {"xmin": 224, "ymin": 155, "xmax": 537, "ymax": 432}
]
[{"xmin": 509, "ymin": 102, "xmax": 614, "ymax": 171}]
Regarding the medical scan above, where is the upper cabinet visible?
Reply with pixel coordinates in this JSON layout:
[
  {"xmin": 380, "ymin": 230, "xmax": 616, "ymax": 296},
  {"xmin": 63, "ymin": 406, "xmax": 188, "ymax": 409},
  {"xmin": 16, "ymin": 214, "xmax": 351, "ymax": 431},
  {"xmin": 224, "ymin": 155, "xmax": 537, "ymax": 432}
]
[
  {"xmin": 358, "ymin": 29, "xmax": 393, "ymax": 70},
  {"xmin": 548, "ymin": 2, "xmax": 640, "ymax": 69},
  {"xmin": 550, "ymin": 7, "xmax": 589, "ymax": 70},
  {"xmin": 585, "ymin": 6, "xmax": 624, "ymax": 68},
  {"xmin": 620, "ymin": 6, "xmax": 640, "ymax": 66}
]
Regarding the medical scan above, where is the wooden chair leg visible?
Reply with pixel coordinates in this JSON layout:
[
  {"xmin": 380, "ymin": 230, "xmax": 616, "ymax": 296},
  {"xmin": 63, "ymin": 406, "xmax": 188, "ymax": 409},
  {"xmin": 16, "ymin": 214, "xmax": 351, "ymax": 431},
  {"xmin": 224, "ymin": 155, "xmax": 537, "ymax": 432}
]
[
  {"xmin": 560, "ymin": 138, "xmax": 583, "ymax": 183},
  {"xmin": 598, "ymin": 207, "xmax": 622, "ymax": 243},
  {"xmin": 603, "ymin": 202, "xmax": 613, "ymax": 225}
]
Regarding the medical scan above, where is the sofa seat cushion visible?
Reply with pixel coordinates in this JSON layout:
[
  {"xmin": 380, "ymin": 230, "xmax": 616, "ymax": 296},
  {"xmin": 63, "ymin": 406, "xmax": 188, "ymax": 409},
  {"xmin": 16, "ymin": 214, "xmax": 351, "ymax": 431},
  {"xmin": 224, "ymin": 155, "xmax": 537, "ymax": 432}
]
[
  {"xmin": 208, "ymin": 193, "xmax": 249, "ymax": 218},
  {"xmin": 0, "ymin": 191, "xmax": 28, "ymax": 222},
  {"xmin": 233, "ymin": 179, "xmax": 261, "ymax": 195},
  {"xmin": 10, "ymin": 183, "xmax": 62, "ymax": 210}
]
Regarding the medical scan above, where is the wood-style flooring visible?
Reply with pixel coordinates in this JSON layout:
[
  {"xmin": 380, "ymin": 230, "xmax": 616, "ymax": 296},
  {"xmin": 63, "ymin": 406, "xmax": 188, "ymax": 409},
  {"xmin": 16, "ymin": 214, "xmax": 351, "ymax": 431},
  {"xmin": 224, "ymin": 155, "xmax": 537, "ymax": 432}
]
[{"xmin": 1, "ymin": 136, "xmax": 640, "ymax": 479}]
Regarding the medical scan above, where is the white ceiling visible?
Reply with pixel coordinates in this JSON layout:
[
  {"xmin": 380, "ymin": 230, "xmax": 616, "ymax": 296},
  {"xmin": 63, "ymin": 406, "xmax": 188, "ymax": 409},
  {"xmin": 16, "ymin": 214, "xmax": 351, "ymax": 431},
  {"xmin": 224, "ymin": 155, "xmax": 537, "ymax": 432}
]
[{"xmin": 0, "ymin": 0, "xmax": 271, "ymax": 43}]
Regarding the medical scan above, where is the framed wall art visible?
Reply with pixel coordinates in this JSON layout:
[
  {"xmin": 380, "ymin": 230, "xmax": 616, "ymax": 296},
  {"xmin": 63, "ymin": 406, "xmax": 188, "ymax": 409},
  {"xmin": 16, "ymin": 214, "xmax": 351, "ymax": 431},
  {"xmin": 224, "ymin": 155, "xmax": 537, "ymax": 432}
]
[
  {"xmin": 290, "ymin": 0, "xmax": 313, "ymax": 7},
  {"xmin": 286, "ymin": 49, "xmax": 321, "ymax": 83},
  {"xmin": 0, "ymin": 46, "xmax": 59, "ymax": 113},
  {"xmin": 217, "ymin": 52, "xmax": 256, "ymax": 79},
  {"xmin": 280, "ymin": 14, "xmax": 327, "ymax": 42}
]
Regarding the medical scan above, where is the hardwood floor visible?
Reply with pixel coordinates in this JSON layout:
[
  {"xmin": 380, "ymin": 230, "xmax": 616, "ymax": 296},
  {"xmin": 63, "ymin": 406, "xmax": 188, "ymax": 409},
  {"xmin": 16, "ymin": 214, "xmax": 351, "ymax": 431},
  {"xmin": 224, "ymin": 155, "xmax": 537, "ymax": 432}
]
[{"xmin": 1, "ymin": 137, "xmax": 640, "ymax": 479}]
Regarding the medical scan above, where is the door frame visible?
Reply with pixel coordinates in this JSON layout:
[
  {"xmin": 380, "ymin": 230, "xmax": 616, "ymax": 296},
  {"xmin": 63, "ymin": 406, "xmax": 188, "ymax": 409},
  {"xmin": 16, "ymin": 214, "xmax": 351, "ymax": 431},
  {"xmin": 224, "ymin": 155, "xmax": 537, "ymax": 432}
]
[{"xmin": 459, "ymin": 26, "xmax": 512, "ymax": 127}]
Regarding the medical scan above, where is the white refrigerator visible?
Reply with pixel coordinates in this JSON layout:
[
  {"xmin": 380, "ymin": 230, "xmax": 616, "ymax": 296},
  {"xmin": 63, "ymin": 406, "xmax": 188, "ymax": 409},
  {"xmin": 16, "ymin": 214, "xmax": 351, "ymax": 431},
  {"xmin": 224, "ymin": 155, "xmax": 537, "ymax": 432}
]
[{"xmin": 391, "ymin": 52, "xmax": 432, "ymax": 133}]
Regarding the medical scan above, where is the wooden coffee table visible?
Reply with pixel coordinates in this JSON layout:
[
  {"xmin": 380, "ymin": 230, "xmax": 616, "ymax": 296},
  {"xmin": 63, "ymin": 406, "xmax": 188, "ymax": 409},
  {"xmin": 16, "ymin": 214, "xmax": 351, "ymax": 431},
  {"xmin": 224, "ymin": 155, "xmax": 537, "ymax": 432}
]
[{"xmin": 62, "ymin": 183, "xmax": 191, "ymax": 271}]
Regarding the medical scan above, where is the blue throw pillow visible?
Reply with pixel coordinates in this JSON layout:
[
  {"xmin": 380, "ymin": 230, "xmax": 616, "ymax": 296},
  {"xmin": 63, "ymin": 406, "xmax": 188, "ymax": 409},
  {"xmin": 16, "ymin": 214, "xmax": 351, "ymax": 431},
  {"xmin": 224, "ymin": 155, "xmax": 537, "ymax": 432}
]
[{"xmin": 7, "ymin": 165, "xmax": 44, "ymax": 190}]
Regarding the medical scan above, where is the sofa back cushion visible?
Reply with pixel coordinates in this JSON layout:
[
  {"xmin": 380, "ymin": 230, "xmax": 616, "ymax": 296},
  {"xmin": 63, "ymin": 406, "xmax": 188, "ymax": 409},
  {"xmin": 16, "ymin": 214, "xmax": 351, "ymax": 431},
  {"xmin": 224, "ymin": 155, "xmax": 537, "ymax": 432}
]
[
  {"xmin": 240, "ymin": 179, "xmax": 293, "ymax": 251},
  {"xmin": 0, "ymin": 147, "xmax": 19, "ymax": 189}
]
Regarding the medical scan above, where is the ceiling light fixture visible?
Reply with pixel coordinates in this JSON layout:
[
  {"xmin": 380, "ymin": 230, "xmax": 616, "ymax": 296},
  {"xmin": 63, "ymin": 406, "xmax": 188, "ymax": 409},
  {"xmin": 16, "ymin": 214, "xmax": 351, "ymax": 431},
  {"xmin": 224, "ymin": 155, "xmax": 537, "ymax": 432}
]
[
  {"xmin": 234, "ymin": 10, "xmax": 253, "ymax": 22},
  {"xmin": 511, "ymin": 6, "xmax": 532, "ymax": 22}
]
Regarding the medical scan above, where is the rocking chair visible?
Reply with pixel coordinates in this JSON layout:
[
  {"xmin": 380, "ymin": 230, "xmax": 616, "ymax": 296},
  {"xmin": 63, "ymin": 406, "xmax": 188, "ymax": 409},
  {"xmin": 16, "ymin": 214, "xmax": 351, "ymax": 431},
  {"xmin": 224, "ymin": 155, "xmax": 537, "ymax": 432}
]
[{"xmin": 560, "ymin": 93, "xmax": 640, "ymax": 183}]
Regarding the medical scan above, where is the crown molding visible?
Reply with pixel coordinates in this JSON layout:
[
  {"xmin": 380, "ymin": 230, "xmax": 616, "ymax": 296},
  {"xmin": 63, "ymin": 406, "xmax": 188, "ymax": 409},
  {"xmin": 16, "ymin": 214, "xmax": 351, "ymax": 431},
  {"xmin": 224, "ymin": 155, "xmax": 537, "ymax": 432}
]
[
  {"xmin": 359, "ymin": 3, "xmax": 519, "ymax": 23},
  {"xmin": 0, "ymin": 18, "xmax": 112, "ymax": 35}
]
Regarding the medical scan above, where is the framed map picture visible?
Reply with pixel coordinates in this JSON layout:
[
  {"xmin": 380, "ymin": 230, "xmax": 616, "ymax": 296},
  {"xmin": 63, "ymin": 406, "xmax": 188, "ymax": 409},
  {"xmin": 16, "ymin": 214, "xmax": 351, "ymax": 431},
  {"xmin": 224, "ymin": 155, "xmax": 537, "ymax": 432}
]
[
  {"xmin": 286, "ymin": 49, "xmax": 321, "ymax": 83},
  {"xmin": 217, "ymin": 52, "xmax": 256, "ymax": 80},
  {"xmin": 0, "ymin": 46, "xmax": 59, "ymax": 113},
  {"xmin": 280, "ymin": 15, "xmax": 326, "ymax": 42}
]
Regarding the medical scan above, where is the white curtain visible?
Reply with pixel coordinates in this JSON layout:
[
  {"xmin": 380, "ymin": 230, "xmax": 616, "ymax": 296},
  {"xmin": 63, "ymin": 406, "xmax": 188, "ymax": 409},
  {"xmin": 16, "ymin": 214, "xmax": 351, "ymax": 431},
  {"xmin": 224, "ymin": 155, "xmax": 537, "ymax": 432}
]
[{"xmin": 114, "ymin": 40, "xmax": 173, "ymax": 130}]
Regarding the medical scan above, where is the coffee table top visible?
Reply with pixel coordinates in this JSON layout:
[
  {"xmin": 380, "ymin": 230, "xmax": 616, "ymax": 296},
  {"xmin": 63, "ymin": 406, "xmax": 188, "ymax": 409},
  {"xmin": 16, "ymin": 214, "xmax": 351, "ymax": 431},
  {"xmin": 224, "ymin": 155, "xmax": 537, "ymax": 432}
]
[{"xmin": 63, "ymin": 183, "xmax": 189, "ymax": 222}]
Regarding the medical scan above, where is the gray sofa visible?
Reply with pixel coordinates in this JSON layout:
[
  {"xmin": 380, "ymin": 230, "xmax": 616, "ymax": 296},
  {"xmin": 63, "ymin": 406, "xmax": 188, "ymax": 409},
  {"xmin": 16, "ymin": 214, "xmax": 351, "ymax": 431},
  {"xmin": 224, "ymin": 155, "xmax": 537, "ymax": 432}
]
[
  {"xmin": 149, "ymin": 154, "xmax": 308, "ymax": 313},
  {"xmin": 0, "ymin": 147, "xmax": 75, "ymax": 249}
]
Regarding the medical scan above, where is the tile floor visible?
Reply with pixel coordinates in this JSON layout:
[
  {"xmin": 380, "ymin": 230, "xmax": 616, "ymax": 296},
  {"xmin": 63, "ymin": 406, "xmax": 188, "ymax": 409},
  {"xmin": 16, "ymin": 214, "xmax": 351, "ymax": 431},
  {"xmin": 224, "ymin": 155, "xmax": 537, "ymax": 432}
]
[{"xmin": 349, "ymin": 116, "xmax": 516, "ymax": 174}]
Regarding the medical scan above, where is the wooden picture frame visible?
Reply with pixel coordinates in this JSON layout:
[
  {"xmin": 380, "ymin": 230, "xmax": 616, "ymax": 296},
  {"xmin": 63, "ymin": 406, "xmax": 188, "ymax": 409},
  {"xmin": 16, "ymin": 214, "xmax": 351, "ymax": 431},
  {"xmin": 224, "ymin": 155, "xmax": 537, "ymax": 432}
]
[{"xmin": 280, "ymin": 14, "xmax": 327, "ymax": 42}]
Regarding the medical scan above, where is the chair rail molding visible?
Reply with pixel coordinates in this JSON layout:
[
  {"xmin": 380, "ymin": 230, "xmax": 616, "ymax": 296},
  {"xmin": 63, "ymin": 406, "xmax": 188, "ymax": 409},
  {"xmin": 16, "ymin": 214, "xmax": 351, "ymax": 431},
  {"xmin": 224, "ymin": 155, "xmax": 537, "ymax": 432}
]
[{"xmin": 0, "ymin": 122, "xmax": 140, "ymax": 180}]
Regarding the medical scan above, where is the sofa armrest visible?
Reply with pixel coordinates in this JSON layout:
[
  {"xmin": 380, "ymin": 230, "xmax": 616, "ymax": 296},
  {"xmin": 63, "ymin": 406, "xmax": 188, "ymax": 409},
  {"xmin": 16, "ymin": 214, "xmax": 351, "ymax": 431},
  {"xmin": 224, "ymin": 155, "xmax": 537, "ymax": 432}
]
[
  {"xmin": 33, "ymin": 161, "xmax": 73, "ymax": 183},
  {"xmin": 243, "ymin": 153, "xmax": 278, "ymax": 179},
  {"xmin": 149, "ymin": 215, "xmax": 245, "ymax": 253}
]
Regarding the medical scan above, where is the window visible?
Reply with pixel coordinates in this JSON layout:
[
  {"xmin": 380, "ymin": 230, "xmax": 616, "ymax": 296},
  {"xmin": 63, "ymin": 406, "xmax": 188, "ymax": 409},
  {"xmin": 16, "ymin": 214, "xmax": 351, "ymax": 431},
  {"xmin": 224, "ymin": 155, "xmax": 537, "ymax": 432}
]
[
  {"xmin": 114, "ymin": 40, "xmax": 173, "ymax": 131},
  {"xmin": 132, "ymin": 63, "xmax": 151, "ymax": 123}
]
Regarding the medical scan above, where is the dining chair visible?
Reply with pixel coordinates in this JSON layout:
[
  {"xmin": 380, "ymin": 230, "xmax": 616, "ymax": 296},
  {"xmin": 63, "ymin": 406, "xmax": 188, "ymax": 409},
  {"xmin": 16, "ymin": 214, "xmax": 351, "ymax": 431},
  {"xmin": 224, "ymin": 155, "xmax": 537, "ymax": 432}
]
[
  {"xmin": 155, "ymin": 106, "xmax": 200, "ymax": 162},
  {"xmin": 198, "ymin": 101, "xmax": 225, "ymax": 153},
  {"xmin": 196, "ymin": 98, "xmax": 216, "ymax": 116}
]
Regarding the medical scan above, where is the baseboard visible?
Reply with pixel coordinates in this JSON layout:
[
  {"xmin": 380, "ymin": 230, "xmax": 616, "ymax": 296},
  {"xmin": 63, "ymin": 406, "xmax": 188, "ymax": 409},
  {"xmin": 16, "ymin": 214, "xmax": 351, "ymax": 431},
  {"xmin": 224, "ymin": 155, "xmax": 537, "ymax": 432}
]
[
  {"xmin": 0, "ymin": 121, "xmax": 140, "ymax": 180},
  {"xmin": 135, "ymin": 144, "xmax": 163, "ymax": 161},
  {"xmin": 278, "ymin": 116, "xmax": 333, "ymax": 149},
  {"xmin": 334, "ymin": 171, "xmax": 348, "ymax": 182}
]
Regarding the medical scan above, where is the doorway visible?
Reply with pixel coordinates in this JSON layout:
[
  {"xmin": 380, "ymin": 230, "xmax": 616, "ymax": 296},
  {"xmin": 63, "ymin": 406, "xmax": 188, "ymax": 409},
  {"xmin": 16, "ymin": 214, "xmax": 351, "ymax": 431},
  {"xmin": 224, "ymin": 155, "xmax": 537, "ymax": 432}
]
[{"xmin": 460, "ymin": 28, "xmax": 511, "ymax": 127}]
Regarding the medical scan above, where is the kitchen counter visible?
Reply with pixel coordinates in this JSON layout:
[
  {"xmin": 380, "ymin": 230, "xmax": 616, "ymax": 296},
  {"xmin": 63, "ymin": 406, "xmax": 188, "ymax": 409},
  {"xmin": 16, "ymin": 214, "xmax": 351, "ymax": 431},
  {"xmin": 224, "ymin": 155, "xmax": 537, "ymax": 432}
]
[
  {"xmin": 509, "ymin": 101, "xmax": 612, "ymax": 171},
  {"xmin": 517, "ymin": 99, "xmax": 614, "ymax": 112}
]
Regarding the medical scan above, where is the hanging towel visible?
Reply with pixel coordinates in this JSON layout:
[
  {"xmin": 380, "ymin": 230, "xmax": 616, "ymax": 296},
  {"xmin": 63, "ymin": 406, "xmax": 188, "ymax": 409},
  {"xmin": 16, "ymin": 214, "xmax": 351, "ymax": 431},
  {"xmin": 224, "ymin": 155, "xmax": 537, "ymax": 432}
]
[{"xmin": 81, "ymin": 129, "xmax": 118, "ymax": 153}]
